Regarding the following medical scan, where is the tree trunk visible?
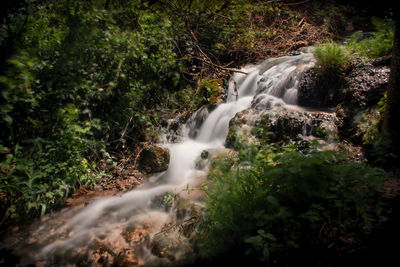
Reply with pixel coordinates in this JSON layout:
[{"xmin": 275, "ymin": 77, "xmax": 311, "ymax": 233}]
[{"xmin": 383, "ymin": 10, "xmax": 400, "ymax": 162}]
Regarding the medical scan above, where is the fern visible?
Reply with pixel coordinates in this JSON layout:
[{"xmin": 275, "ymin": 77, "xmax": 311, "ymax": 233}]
[{"xmin": 313, "ymin": 41, "xmax": 349, "ymax": 73}]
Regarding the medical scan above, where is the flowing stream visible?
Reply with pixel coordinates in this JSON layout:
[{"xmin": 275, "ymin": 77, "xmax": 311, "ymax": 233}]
[{"xmin": 1, "ymin": 50, "xmax": 316, "ymax": 266}]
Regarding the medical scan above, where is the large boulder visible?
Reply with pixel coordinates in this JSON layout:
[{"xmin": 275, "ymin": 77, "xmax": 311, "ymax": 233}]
[
  {"xmin": 298, "ymin": 58, "xmax": 389, "ymax": 109},
  {"xmin": 225, "ymin": 107, "xmax": 337, "ymax": 150},
  {"xmin": 137, "ymin": 144, "xmax": 170, "ymax": 174},
  {"xmin": 260, "ymin": 109, "xmax": 337, "ymax": 143},
  {"xmin": 344, "ymin": 58, "xmax": 389, "ymax": 108},
  {"xmin": 334, "ymin": 58, "xmax": 389, "ymax": 143},
  {"xmin": 298, "ymin": 68, "xmax": 345, "ymax": 108}
]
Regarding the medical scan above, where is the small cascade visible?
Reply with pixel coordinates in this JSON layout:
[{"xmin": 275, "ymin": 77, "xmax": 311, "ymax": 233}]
[
  {"xmin": 1, "ymin": 50, "xmax": 317, "ymax": 266},
  {"xmin": 195, "ymin": 96, "xmax": 253, "ymax": 144}
]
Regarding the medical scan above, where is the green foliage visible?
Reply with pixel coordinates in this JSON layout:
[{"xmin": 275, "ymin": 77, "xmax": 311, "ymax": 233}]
[
  {"xmin": 359, "ymin": 95, "xmax": 386, "ymax": 146},
  {"xmin": 228, "ymin": 1, "xmax": 296, "ymax": 50},
  {"xmin": 348, "ymin": 18, "xmax": 394, "ymax": 58},
  {"xmin": 197, "ymin": 147, "xmax": 388, "ymax": 264},
  {"xmin": 311, "ymin": 41, "xmax": 349, "ymax": 100},
  {"xmin": 355, "ymin": 94, "xmax": 397, "ymax": 167},
  {"xmin": 0, "ymin": 0, "xmax": 181, "ymax": 226},
  {"xmin": 198, "ymin": 78, "xmax": 224, "ymax": 106},
  {"xmin": 312, "ymin": 1, "xmax": 355, "ymax": 34},
  {"xmin": 313, "ymin": 41, "xmax": 350, "ymax": 74},
  {"xmin": 0, "ymin": 102, "xmax": 104, "ymax": 225}
]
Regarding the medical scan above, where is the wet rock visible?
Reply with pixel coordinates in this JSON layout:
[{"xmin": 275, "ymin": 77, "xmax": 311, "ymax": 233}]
[
  {"xmin": 226, "ymin": 107, "xmax": 337, "ymax": 150},
  {"xmin": 175, "ymin": 199, "xmax": 197, "ymax": 222},
  {"xmin": 298, "ymin": 68, "xmax": 345, "ymax": 108},
  {"xmin": 151, "ymin": 230, "xmax": 193, "ymax": 264},
  {"xmin": 195, "ymin": 149, "xmax": 220, "ymax": 170},
  {"xmin": 195, "ymin": 152, "xmax": 209, "ymax": 170},
  {"xmin": 150, "ymin": 192, "xmax": 175, "ymax": 211},
  {"xmin": 334, "ymin": 58, "xmax": 389, "ymax": 142},
  {"xmin": 137, "ymin": 144, "xmax": 170, "ymax": 174},
  {"xmin": 162, "ymin": 112, "xmax": 192, "ymax": 143},
  {"xmin": 299, "ymin": 56, "xmax": 389, "ymax": 111},
  {"xmin": 343, "ymin": 58, "xmax": 389, "ymax": 108},
  {"xmin": 255, "ymin": 108, "xmax": 337, "ymax": 142},
  {"xmin": 195, "ymin": 158, "xmax": 208, "ymax": 170},
  {"xmin": 200, "ymin": 150, "xmax": 209, "ymax": 159},
  {"xmin": 225, "ymin": 108, "xmax": 259, "ymax": 150},
  {"xmin": 186, "ymin": 106, "xmax": 212, "ymax": 139}
]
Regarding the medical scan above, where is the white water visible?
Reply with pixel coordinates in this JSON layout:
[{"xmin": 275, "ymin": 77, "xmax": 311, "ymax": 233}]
[{"xmin": 4, "ymin": 51, "xmax": 316, "ymax": 265}]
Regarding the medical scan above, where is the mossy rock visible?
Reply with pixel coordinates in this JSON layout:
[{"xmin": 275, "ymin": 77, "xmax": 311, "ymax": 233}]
[
  {"xmin": 255, "ymin": 109, "xmax": 337, "ymax": 142},
  {"xmin": 226, "ymin": 107, "xmax": 337, "ymax": 150},
  {"xmin": 137, "ymin": 144, "xmax": 170, "ymax": 174},
  {"xmin": 225, "ymin": 108, "xmax": 257, "ymax": 150}
]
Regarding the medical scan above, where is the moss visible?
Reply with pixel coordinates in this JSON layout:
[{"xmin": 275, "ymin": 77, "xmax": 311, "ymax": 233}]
[
  {"xmin": 199, "ymin": 78, "xmax": 225, "ymax": 107},
  {"xmin": 137, "ymin": 144, "xmax": 170, "ymax": 173}
]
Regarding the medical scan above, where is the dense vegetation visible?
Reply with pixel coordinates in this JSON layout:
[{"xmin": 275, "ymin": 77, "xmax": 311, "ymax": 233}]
[
  {"xmin": 194, "ymin": 10, "xmax": 397, "ymax": 265},
  {"xmin": 0, "ymin": 0, "xmax": 183, "ymax": 225},
  {"xmin": 197, "ymin": 145, "xmax": 388, "ymax": 265},
  {"xmin": 0, "ymin": 0, "xmax": 398, "ymax": 265},
  {"xmin": 0, "ymin": 0, "xmax": 335, "ymax": 228}
]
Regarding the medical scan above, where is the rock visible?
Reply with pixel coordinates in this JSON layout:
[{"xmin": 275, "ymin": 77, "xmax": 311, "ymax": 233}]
[
  {"xmin": 298, "ymin": 68, "xmax": 345, "ymax": 108},
  {"xmin": 137, "ymin": 144, "xmax": 170, "ymax": 174},
  {"xmin": 150, "ymin": 192, "xmax": 175, "ymax": 211},
  {"xmin": 200, "ymin": 150, "xmax": 209, "ymax": 159},
  {"xmin": 151, "ymin": 230, "xmax": 192, "ymax": 263},
  {"xmin": 255, "ymin": 108, "xmax": 337, "ymax": 142},
  {"xmin": 343, "ymin": 58, "xmax": 389, "ymax": 108},
  {"xmin": 186, "ymin": 106, "xmax": 212, "ymax": 139},
  {"xmin": 195, "ymin": 150, "xmax": 210, "ymax": 170},
  {"xmin": 225, "ymin": 107, "xmax": 337, "ymax": 150},
  {"xmin": 195, "ymin": 149, "xmax": 221, "ymax": 170},
  {"xmin": 333, "ymin": 58, "xmax": 389, "ymax": 142},
  {"xmin": 162, "ymin": 112, "xmax": 192, "ymax": 143},
  {"xmin": 225, "ymin": 108, "xmax": 260, "ymax": 150}
]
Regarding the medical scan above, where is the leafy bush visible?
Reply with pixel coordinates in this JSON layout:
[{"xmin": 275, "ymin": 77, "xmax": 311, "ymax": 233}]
[
  {"xmin": 347, "ymin": 18, "xmax": 394, "ymax": 58},
  {"xmin": 197, "ymin": 147, "xmax": 388, "ymax": 265},
  {"xmin": 198, "ymin": 78, "xmax": 225, "ymax": 106},
  {"xmin": 355, "ymin": 95, "xmax": 397, "ymax": 168},
  {"xmin": 0, "ymin": 0, "xmax": 180, "ymax": 226}
]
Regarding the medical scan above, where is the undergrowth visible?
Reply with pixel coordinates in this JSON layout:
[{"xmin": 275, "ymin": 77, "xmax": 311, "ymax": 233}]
[
  {"xmin": 347, "ymin": 18, "xmax": 394, "ymax": 58},
  {"xmin": 0, "ymin": 1, "xmax": 179, "ymax": 227},
  {"xmin": 196, "ymin": 145, "xmax": 388, "ymax": 265},
  {"xmin": 0, "ymin": 0, "xmax": 390, "ymax": 231}
]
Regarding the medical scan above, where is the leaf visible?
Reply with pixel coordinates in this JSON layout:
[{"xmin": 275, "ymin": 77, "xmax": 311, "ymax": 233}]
[
  {"xmin": 245, "ymin": 235, "xmax": 263, "ymax": 248},
  {"xmin": 41, "ymin": 204, "xmax": 47, "ymax": 217}
]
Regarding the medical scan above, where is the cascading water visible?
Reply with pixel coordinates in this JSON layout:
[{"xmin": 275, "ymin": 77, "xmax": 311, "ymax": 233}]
[{"xmin": 1, "ymin": 50, "xmax": 316, "ymax": 266}]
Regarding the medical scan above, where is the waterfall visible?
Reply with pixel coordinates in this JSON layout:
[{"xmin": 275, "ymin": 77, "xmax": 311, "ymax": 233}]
[{"xmin": 1, "ymin": 51, "xmax": 315, "ymax": 266}]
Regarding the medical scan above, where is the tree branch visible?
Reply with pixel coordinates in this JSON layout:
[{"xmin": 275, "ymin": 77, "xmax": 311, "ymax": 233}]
[
  {"xmin": 284, "ymin": 0, "xmax": 311, "ymax": 6},
  {"xmin": 192, "ymin": 56, "xmax": 248, "ymax": 75}
]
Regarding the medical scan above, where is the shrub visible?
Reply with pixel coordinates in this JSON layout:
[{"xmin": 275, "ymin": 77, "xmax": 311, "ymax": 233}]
[
  {"xmin": 356, "ymin": 95, "xmax": 397, "ymax": 168},
  {"xmin": 196, "ymin": 147, "xmax": 388, "ymax": 265},
  {"xmin": 198, "ymin": 78, "xmax": 225, "ymax": 106},
  {"xmin": 0, "ymin": 0, "xmax": 179, "ymax": 227},
  {"xmin": 347, "ymin": 18, "xmax": 394, "ymax": 58}
]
